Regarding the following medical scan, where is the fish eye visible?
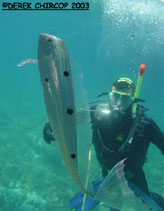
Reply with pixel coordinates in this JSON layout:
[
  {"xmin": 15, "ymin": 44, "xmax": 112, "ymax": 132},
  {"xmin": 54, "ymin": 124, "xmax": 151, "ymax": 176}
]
[{"xmin": 44, "ymin": 37, "xmax": 53, "ymax": 55}]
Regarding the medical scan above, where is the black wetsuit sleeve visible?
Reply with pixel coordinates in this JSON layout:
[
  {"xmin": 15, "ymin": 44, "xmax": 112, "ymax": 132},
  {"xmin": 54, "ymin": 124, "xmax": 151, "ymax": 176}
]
[
  {"xmin": 147, "ymin": 118, "xmax": 164, "ymax": 154},
  {"xmin": 43, "ymin": 122, "xmax": 55, "ymax": 144},
  {"xmin": 90, "ymin": 105, "xmax": 104, "ymax": 164},
  {"xmin": 90, "ymin": 105, "xmax": 98, "ymax": 123},
  {"xmin": 92, "ymin": 128, "xmax": 104, "ymax": 165},
  {"xmin": 92, "ymin": 126, "xmax": 109, "ymax": 177},
  {"xmin": 136, "ymin": 115, "xmax": 164, "ymax": 154},
  {"xmin": 90, "ymin": 106, "xmax": 108, "ymax": 174}
]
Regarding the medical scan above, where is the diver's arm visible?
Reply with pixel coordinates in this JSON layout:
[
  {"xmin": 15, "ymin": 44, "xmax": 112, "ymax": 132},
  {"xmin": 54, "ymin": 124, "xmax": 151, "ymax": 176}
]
[
  {"xmin": 149, "ymin": 119, "xmax": 164, "ymax": 154},
  {"xmin": 43, "ymin": 122, "xmax": 55, "ymax": 144},
  {"xmin": 90, "ymin": 105, "xmax": 106, "ymax": 165},
  {"xmin": 92, "ymin": 128, "xmax": 109, "ymax": 177},
  {"xmin": 135, "ymin": 116, "xmax": 164, "ymax": 154},
  {"xmin": 90, "ymin": 105, "xmax": 98, "ymax": 123},
  {"xmin": 92, "ymin": 130, "xmax": 104, "ymax": 164}
]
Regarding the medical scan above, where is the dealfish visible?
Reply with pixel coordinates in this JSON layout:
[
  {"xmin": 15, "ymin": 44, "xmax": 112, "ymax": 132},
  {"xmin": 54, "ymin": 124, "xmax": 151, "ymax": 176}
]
[{"xmin": 37, "ymin": 33, "xmax": 93, "ymax": 198}]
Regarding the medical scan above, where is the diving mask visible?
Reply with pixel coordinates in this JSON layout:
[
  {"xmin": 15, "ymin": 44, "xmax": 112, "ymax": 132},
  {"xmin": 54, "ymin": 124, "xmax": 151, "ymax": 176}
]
[{"xmin": 109, "ymin": 91, "xmax": 134, "ymax": 111}]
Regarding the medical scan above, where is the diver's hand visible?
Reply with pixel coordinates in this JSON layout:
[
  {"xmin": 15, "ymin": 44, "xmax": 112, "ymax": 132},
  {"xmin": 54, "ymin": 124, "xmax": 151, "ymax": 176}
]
[
  {"xmin": 135, "ymin": 116, "xmax": 163, "ymax": 140},
  {"xmin": 43, "ymin": 122, "xmax": 55, "ymax": 144},
  {"xmin": 135, "ymin": 116, "xmax": 149, "ymax": 138}
]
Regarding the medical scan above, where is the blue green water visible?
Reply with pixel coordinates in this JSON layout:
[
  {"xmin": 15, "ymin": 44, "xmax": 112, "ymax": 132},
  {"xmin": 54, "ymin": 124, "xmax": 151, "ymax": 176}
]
[{"xmin": 1, "ymin": 0, "xmax": 164, "ymax": 210}]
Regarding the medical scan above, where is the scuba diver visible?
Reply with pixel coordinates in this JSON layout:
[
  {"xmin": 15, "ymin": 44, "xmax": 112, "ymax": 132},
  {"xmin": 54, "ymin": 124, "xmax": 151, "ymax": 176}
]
[{"xmin": 43, "ymin": 77, "xmax": 164, "ymax": 210}]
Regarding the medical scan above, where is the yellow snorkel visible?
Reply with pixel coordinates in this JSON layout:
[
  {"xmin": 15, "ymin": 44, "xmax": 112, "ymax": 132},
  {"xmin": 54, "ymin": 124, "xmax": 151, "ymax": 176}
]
[
  {"xmin": 118, "ymin": 64, "xmax": 146, "ymax": 152},
  {"xmin": 132, "ymin": 64, "xmax": 146, "ymax": 118}
]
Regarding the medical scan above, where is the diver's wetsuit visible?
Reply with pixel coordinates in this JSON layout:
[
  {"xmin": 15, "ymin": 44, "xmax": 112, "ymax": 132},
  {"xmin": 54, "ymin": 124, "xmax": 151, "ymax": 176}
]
[
  {"xmin": 90, "ymin": 103, "xmax": 164, "ymax": 209},
  {"xmin": 43, "ymin": 103, "xmax": 164, "ymax": 210}
]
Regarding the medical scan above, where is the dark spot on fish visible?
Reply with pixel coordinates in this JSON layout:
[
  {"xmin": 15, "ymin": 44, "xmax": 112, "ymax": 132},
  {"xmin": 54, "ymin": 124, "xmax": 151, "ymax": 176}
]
[
  {"xmin": 71, "ymin": 154, "xmax": 76, "ymax": 159},
  {"xmin": 67, "ymin": 109, "xmax": 73, "ymax": 115},
  {"xmin": 64, "ymin": 71, "xmax": 69, "ymax": 77},
  {"xmin": 45, "ymin": 78, "xmax": 49, "ymax": 82}
]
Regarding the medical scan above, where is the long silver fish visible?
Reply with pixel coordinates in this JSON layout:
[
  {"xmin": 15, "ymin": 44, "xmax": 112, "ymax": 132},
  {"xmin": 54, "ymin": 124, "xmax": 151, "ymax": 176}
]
[{"xmin": 38, "ymin": 33, "xmax": 93, "ymax": 198}]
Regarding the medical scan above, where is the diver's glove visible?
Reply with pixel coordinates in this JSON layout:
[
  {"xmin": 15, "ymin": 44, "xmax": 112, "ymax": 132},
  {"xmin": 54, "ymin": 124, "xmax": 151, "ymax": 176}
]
[
  {"xmin": 43, "ymin": 122, "xmax": 55, "ymax": 144},
  {"xmin": 135, "ymin": 115, "xmax": 164, "ymax": 147}
]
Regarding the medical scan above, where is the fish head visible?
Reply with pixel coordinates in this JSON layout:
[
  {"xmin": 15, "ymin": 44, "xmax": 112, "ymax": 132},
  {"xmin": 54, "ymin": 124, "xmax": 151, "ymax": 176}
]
[{"xmin": 38, "ymin": 33, "xmax": 61, "ymax": 57}]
